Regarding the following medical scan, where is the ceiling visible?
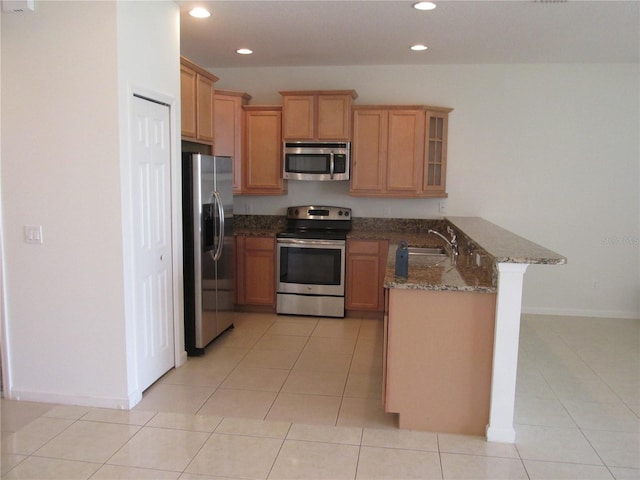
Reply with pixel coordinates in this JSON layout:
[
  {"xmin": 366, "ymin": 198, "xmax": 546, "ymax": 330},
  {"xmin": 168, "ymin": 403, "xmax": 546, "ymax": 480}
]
[{"xmin": 177, "ymin": 0, "xmax": 640, "ymax": 69}]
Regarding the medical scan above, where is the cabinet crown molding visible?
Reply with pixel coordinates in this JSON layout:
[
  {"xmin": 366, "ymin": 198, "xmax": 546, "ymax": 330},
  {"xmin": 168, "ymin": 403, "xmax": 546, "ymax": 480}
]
[
  {"xmin": 215, "ymin": 89, "xmax": 252, "ymax": 101},
  {"xmin": 353, "ymin": 104, "xmax": 453, "ymax": 113},
  {"xmin": 180, "ymin": 56, "xmax": 219, "ymax": 82},
  {"xmin": 279, "ymin": 90, "xmax": 358, "ymax": 100},
  {"xmin": 243, "ymin": 105, "xmax": 282, "ymax": 111}
]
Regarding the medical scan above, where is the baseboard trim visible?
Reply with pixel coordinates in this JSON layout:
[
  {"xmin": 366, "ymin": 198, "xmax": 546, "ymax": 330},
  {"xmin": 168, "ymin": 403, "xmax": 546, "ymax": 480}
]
[
  {"xmin": 521, "ymin": 306, "xmax": 639, "ymax": 320},
  {"xmin": 6, "ymin": 388, "xmax": 140, "ymax": 410},
  {"xmin": 486, "ymin": 425, "xmax": 516, "ymax": 444}
]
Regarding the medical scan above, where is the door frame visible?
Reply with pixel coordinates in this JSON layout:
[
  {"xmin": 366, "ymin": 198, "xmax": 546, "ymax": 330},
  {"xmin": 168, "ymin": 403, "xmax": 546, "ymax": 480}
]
[
  {"xmin": 0, "ymin": 200, "xmax": 10, "ymax": 398},
  {"xmin": 123, "ymin": 85, "xmax": 186, "ymax": 405}
]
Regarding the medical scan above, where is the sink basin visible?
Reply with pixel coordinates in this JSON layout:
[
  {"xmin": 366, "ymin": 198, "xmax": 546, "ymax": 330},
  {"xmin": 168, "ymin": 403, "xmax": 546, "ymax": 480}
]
[
  {"xmin": 405, "ymin": 246, "xmax": 449, "ymax": 268},
  {"xmin": 407, "ymin": 246, "xmax": 447, "ymax": 256}
]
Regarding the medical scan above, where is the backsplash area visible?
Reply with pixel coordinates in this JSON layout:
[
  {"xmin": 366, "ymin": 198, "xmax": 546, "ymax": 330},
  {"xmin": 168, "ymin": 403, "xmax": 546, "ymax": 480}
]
[
  {"xmin": 234, "ymin": 215, "xmax": 447, "ymax": 234},
  {"xmin": 233, "ymin": 179, "xmax": 447, "ymax": 219}
]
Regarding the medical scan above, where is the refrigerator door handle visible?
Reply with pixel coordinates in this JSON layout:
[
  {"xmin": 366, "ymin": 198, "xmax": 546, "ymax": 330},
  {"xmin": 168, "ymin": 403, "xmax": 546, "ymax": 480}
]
[{"xmin": 211, "ymin": 190, "xmax": 225, "ymax": 262}]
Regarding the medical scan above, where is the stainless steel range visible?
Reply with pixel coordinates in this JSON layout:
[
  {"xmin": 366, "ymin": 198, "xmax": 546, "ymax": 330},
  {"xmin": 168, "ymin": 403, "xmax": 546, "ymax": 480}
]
[{"xmin": 276, "ymin": 205, "xmax": 352, "ymax": 317}]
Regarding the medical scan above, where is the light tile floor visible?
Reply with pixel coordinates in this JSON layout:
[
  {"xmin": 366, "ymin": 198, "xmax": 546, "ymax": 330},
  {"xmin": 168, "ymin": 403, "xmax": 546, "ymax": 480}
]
[{"xmin": 1, "ymin": 313, "xmax": 638, "ymax": 479}]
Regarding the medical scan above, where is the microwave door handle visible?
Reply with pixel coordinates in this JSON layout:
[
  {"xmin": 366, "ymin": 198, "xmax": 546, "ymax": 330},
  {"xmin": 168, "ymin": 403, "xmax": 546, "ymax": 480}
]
[{"xmin": 329, "ymin": 152, "xmax": 335, "ymax": 179}]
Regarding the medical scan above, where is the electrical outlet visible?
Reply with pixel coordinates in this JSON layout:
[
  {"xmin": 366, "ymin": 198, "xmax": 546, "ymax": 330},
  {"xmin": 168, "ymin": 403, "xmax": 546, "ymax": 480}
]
[
  {"xmin": 383, "ymin": 206, "xmax": 391, "ymax": 218},
  {"xmin": 24, "ymin": 225, "xmax": 43, "ymax": 244},
  {"xmin": 439, "ymin": 201, "xmax": 446, "ymax": 214},
  {"xmin": 2, "ymin": 0, "xmax": 35, "ymax": 13}
]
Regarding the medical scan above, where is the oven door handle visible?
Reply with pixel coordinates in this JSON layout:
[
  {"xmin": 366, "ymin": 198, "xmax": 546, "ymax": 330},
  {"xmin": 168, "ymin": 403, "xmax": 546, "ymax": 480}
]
[{"xmin": 277, "ymin": 238, "xmax": 344, "ymax": 247}]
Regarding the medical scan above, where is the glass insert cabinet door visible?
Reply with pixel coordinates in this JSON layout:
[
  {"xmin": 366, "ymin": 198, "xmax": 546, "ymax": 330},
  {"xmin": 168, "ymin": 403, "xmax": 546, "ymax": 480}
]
[{"xmin": 425, "ymin": 112, "xmax": 448, "ymax": 192}]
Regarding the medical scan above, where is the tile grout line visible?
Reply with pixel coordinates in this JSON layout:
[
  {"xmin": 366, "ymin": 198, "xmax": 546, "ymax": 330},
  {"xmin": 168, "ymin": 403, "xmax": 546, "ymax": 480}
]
[
  {"xmin": 192, "ymin": 313, "xmax": 276, "ymax": 417},
  {"xmin": 335, "ymin": 317, "xmax": 364, "ymax": 427},
  {"xmin": 264, "ymin": 421, "xmax": 293, "ymax": 480},
  {"xmin": 261, "ymin": 317, "xmax": 318, "ymax": 423},
  {"xmin": 178, "ymin": 417, "xmax": 222, "ymax": 478}
]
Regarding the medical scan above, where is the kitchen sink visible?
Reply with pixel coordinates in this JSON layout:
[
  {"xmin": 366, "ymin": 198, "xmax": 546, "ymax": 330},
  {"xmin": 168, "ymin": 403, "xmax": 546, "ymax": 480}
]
[
  {"xmin": 406, "ymin": 246, "xmax": 449, "ymax": 268},
  {"xmin": 407, "ymin": 246, "xmax": 448, "ymax": 256}
]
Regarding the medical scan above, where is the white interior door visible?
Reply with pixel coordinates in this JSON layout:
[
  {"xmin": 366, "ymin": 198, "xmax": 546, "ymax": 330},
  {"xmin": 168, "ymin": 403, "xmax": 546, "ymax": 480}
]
[{"xmin": 131, "ymin": 95, "xmax": 174, "ymax": 391}]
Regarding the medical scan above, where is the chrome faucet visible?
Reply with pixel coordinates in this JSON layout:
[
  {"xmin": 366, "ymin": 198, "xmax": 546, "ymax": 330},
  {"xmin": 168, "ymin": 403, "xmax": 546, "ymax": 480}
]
[{"xmin": 428, "ymin": 227, "xmax": 459, "ymax": 265}]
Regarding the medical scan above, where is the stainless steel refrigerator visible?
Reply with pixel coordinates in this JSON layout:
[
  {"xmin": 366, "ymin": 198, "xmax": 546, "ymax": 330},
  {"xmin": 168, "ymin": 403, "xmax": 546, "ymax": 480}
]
[{"xmin": 182, "ymin": 153, "xmax": 234, "ymax": 356}]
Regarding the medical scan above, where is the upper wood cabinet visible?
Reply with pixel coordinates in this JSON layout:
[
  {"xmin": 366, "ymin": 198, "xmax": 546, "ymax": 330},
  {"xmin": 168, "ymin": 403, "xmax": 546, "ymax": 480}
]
[
  {"xmin": 350, "ymin": 105, "xmax": 452, "ymax": 198},
  {"xmin": 280, "ymin": 90, "xmax": 357, "ymax": 141},
  {"xmin": 424, "ymin": 110, "xmax": 450, "ymax": 194},
  {"xmin": 242, "ymin": 105, "xmax": 287, "ymax": 195},
  {"xmin": 180, "ymin": 56, "xmax": 218, "ymax": 144},
  {"xmin": 214, "ymin": 89, "xmax": 252, "ymax": 194}
]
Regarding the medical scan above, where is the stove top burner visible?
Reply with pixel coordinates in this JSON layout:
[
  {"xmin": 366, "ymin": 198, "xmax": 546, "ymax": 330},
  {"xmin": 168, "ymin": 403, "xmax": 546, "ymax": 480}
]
[
  {"xmin": 285, "ymin": 205, "xmax": 351, "ymax": 221},
  {"xmin": 278, "ymin": 205, "xmax": 352, "ymax": 240}
]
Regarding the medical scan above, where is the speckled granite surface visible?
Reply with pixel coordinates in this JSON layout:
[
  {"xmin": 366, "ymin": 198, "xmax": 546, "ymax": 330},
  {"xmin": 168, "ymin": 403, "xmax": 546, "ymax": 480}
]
[
  {"xmin": 234, "ymin": 214, "xmax": 566, "ymax": 293},
  {"xmin": 383, "ymin": 244, "xmax": 496, "ymax": 292},
  {"xmin": 234, "ymin": 215, "xmax": 284, "ymax": 237},
  {"xmin": 351, "ymin": 219, "xmax": 496, "ymax": 292},
  {"xmin": 446, "ymin": 217, "xmax": 567, "ymax": 265},
  {"xmin": 353, "ymin": 216, "xmax": 565, "ymax": 292}
]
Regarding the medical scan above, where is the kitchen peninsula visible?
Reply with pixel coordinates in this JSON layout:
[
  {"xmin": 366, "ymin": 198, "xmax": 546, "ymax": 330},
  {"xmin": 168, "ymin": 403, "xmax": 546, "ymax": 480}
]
[
  {"xmin": 375, "ymin": 217, "xmax": 566, "ymax": 443},
  {"xmin": 235, "ymin": 215, "xmax": 566, "ymax": 443}
]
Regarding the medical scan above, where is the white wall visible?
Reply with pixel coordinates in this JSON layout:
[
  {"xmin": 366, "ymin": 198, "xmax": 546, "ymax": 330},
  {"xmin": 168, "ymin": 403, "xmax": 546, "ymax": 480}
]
[
  {"xmin": 1, "ymin": 1, "xmax": 127, "ymax": 406},
  {"xmin": 213, "ymin": 64, "xmax": 640, "ymax": 319},
  {"xmin": 0, "ymin": 1, "xmax": 180, "ymax": 407},
  {"xmin": 115, "ymin": 0, "xmax": 182, "ymax": 402}
]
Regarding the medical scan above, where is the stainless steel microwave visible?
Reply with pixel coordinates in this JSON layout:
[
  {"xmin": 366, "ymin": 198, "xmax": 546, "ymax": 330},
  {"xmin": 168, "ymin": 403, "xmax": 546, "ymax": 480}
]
[{"xmin": 283, "ymin": 141, "xmax": 350, "ymax": 181}]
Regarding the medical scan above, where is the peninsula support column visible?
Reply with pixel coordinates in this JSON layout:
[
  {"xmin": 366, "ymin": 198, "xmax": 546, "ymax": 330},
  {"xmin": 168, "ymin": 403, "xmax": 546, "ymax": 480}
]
[{"xmin": 486, "ymin": 262, "xmax": 529, "ymax": 443}]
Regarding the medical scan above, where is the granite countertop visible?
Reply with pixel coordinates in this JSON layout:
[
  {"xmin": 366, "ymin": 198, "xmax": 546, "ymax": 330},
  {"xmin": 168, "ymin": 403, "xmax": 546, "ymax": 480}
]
[
  {"xmin": 383, "ymin": 244, "xmax": 497, "ymax": 293},
  {"xmin": 357, "ymin": 217, "xmax": 565, "ymax": 292},
  {"xmin": 446, "ymin": 217, "xmax": 567, "ymax": 265},
  {"xmin": 383, "ymin": 249, "xmax": 496, "ymax": 292},
  {"xmin": 233, "ymin": 215, "xmax": 284, "ymax": 237},
  {"xmin": 233, "ymin": 214, "xmax": 566, "ymax": 293},
  {"xmin": 233, "ymin": 228, "xmax": 279, "ymax": 237}
]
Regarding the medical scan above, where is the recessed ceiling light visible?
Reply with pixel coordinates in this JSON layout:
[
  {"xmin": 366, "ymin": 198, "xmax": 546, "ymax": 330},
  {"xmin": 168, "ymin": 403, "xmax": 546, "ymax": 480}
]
[
  {"xmin": 413, "ymin": 2, "xmax": 436, "ymax": 11},
  {"xmin": 189, "ymin": 7, "xmax": 210, "ymax": 18},
  {"xmin": 411, "ymin": 44, "xmax": 428, "ymax": 51},
  {"xmin": 236, "ymin": 48, "xmax": 253, "ymax": 55}
]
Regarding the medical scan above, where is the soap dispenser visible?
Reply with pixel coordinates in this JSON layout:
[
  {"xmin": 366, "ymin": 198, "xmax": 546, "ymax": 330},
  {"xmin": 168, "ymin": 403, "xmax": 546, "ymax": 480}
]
[{"xmin": 395, "ymin": 241, "xmax": 409, "ymax": 278}]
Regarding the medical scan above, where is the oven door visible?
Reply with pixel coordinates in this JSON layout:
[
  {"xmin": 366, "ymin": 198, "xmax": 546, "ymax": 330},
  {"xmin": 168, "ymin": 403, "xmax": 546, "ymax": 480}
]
[{"xmin": 276, "ymin": 238, "xmax": 345, "ymax": 296}]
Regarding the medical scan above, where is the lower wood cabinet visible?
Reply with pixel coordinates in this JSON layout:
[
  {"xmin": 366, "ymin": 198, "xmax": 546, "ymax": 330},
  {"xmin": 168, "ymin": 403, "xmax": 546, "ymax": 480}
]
[
  {"xmin": 236, "ymin": 236, "xmax": 276, "ymax": 306},
  {"xmin": 345, "ymin": 239, "xmax": 389, "ymax": 312},
  {"xmin": 384, "ymin": 289, "xmax": 497, "ymax": 435}
]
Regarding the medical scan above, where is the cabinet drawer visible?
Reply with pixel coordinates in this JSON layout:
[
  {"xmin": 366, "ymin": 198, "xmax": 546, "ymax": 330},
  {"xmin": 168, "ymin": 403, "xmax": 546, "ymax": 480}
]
[
  {"xmin": 348, "ymin": 240, "xmax": 380, "ymax": 255},
  {"xmin": 244, "ymin": 236, "xmax": 274, "ymax": 251}
]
